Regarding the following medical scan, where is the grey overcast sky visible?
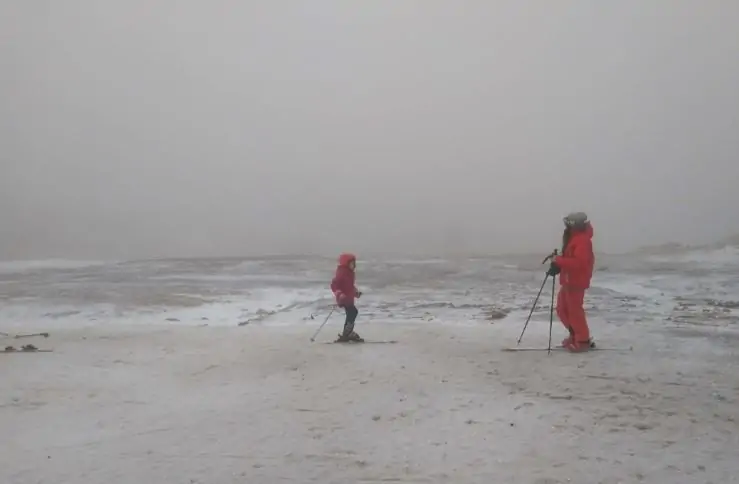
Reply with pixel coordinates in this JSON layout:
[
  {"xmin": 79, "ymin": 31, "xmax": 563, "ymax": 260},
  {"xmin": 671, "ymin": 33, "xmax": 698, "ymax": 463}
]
[{"xmin": 1, "ymin": 1, "xmax": 738, "ymax": 259}]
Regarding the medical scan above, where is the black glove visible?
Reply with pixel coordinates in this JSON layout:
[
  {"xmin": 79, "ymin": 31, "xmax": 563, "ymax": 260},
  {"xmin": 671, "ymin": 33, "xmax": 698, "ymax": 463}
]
[{"xmin": 547, "ymin": 262, "xmax": 560, "ymax": 277}]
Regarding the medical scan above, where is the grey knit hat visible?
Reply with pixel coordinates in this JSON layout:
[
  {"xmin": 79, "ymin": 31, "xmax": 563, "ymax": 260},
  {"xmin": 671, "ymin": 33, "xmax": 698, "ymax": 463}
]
[{"xmin": 563, "ymin": 212, "xmax": 589, "ymax": 228}]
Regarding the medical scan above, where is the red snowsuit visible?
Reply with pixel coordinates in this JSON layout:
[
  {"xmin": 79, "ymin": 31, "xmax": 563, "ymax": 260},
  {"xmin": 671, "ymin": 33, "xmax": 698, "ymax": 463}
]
[
  {"xmin": 330, "ymin": 253, "xmax": 358, "ymax": 307},
  {"xmin": 553, "ymin": 223, "xmax": 595, "ymax": 345}
]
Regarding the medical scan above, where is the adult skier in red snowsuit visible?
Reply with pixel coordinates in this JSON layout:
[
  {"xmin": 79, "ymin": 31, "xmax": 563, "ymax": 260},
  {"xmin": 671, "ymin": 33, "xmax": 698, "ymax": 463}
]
[
  {"xmin": 330, "ymin": 253, "xmax": 363, "ymax": 342},
  {"xmin": 548, "ymin": 212, "xmax": 595, "ymax": 352}
]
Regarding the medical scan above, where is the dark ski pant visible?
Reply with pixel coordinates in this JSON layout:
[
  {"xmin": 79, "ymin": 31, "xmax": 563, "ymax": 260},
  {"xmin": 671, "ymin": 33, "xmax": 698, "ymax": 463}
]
[{"xmin": 342, "ymin": 304, "xmax": 358, "ymax": 336}]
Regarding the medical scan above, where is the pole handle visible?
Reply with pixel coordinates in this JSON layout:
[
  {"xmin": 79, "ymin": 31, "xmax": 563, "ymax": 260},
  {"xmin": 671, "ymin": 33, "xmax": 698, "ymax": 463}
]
[{"xmin": 541, "ymin": 248, "xmax": 558, "ymax": 265}]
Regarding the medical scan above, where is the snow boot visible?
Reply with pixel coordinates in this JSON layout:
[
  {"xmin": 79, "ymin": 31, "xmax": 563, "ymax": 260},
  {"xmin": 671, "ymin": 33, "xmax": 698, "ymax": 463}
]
[
  {"xmin": 348, "ymin": 331, "xmax": 364, "ymax": 343},
  {"xmin": 335, "ymin": 333, "xmax": 352, "ymax": 343}
]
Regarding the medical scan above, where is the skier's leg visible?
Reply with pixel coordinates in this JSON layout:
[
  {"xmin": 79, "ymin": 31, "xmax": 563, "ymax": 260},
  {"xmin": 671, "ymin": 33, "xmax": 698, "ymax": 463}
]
[
  {"xmin": 556, "ymin": 288, "xmax": 574, "ymax": 346},
  {"xmin": 563, "ymin": 289, "xmax": 591, "ymax": 352},
  {"xmin": 345, "ymin": 305, "xmax": 362, "ymax": 341},
  {"xmin": 340, "ymin": 305, "xmax": 358, "ymax": 339}
]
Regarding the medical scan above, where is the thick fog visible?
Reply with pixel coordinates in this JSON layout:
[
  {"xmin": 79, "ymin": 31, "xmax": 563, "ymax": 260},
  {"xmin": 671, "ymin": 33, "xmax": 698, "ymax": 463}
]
[{"xmin": 1, "ymin": 2, "xmax": 738, "ymax": 260}]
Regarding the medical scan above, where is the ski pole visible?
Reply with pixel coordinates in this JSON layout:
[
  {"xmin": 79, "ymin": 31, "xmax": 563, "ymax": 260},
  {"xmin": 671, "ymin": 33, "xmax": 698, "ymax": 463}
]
[
  {"xmin": 14, "ymin": 332, "xmax": 50, "ymax": 339},
  {"xmin": 517, "ymin": 249, "xmax": 558, "ymax": 346},
  {"xmin": 548, "ymin": 274, "xmax": 556, "ymax": 354},
  {"xmin": 546, "ymin": 250, "xmax": 558, "ymax": 354},
  {"xmin": 541, "ymin": 251, "xmax": 556, "ymax": 265},
  {"xmin": 310, "ymin": 307, "xmax": 335, "ymax": 342},
  {"xmin": 517, "ymin": 273, "xmax": 549, "ymax": 345},
  {"xmin": 0, "ymin": 332, "xmax": 49, "ymax": 339}
]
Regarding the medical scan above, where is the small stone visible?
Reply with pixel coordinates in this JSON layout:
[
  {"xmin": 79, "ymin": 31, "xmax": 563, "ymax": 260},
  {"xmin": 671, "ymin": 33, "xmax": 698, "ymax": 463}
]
[
  {"xmin": 372, "ymin": 415, "xmax": 381, "ymax": 421},
  {"xmin": 488, "ymin": 309, "xmax": 509, "ymax": 321}
]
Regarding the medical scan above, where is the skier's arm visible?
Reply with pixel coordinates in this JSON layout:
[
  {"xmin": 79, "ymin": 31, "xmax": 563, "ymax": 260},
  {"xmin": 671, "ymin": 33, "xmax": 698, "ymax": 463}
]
[
  {"xmin": 331, "ymin": 273, "xmax": 350, "ymax": 303},
  {"xmin": 554, "ymin": 240, "xmax": 592, "ymax": 271}
]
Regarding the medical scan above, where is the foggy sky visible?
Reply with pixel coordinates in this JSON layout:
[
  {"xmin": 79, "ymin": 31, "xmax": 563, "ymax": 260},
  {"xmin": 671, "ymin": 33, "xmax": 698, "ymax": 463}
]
[{"xmin": 2, "ymin": 1, "xmax": 738, "ymax": 260}]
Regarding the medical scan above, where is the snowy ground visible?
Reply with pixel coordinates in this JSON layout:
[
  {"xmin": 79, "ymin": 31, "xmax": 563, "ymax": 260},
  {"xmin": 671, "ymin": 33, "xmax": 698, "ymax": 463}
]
[{"xmin": 3, "ymin": 318, "xmax": 738, "ymax": 484}]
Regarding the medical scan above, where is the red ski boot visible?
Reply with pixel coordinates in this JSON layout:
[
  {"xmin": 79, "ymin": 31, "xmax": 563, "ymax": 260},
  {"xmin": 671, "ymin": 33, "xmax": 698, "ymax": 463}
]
[{"xmin": 563, "ymin": 339, "xmax": 596, "ymax": 353}]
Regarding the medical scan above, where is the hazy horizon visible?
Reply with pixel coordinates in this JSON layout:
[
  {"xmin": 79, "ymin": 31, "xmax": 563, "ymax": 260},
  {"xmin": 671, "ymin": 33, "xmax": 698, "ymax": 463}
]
[{"xmin": 2, "ymin": 2, "xmax": 738, "ymax": 260}]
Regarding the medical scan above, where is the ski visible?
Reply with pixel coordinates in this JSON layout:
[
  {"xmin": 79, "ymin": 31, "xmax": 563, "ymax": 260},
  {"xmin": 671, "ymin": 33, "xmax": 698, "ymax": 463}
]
[
  {"xmin": 502, "ymin": 346, "xmax": 632, "ymax": 352},
  {"xmin": 1, "ymin": 348, "xmax": 53, "ymax": 354},
  {"xmin": 324, "ymin": 340, "xmax": 398, "ymax": 345}
]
